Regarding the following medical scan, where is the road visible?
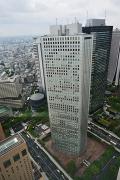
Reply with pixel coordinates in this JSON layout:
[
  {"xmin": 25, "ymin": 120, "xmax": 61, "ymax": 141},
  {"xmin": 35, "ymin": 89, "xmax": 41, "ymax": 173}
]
[
  {"xmin": 94, "ymin": 152, "xmax": 119, "ymax": 180},
  {"xmin": 88, "ymin": 122, "xmax": 120, "ymax": 151},
  {"xmin": 21, "ymin": 131, "xmax": 68, "ymax": 180},
  {"xmin": 88, "ymin": 122, "xmax": 120, "ymax": 179}
]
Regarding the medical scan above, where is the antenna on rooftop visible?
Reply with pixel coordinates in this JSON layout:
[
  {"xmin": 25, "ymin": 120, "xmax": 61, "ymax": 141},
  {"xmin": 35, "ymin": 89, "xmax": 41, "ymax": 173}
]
[
  {"xmin": 66, "ymin": 18, "xmax": 69, "ymax": 24},
  {"xmin": 86, "ymin": 10, "xmax": 88, "ymax": 20},
  {"xmin": 74, "ymin": 17, "xmax": 77, "ymax": 23},
  {"xmin": 56, "ymin": 18, "xmax": 58, "ymax": 25},
  {"xmin": 105, "ymin": 9, "xmax": 107, "ymax": 24}
]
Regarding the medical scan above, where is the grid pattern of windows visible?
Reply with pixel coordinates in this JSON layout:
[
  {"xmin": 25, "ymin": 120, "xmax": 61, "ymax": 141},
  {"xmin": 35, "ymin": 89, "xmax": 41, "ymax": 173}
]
[
  {"xmin": 83, "ymin": 26, "xmax": 113, "ymax": 113},
  {"xmin": 41, "ymin": 35, "xmax": 93, "ymax": 155},
  {"xmin": 33, "ymin": 42, "xmax": 46, "ymax": 93},
  {"xmin": 1, "ymin": 149, "xmax": 33, "ymax": 180},
  {"xmin": 21, "ymin": 149, "xmax": 27, "ymax": 156},
  {"xmin": 3, "ymin": 160, "xmax": 11, "ymax": 168},
  {"xmin": 13, "ymin": 154, "xmax": 20, "ymax": 162}
]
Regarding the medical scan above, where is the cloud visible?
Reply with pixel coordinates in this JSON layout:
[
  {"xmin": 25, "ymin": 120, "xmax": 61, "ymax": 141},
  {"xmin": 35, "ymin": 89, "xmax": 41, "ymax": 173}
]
[{"xmin": 0, "ymin": 0, "xmax": 119, "ymax": 36}]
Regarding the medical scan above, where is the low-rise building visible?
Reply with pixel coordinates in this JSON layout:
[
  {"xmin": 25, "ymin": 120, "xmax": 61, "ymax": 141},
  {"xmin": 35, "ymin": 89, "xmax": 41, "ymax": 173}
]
[
  {"xmin": 0, "ymin": 134, "xmax": 34, "ymax": 180},
  {"xmin": 0, "ymin": 75, "xmax": 24, "ymax": 109}
]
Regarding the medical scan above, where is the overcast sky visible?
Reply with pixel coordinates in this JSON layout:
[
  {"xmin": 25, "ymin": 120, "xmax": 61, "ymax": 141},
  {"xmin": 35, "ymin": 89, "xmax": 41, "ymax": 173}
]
[{"xmin": 0, "ymin": 0, "xmax": 119, "ymax": 37}]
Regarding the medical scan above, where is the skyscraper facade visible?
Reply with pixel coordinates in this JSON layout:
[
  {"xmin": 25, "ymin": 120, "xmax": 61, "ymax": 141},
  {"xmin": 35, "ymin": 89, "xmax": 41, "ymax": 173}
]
[
  {"xmin": 107, "ymin": 30, "xmax": 120, "ymax": 86},
  {"xmin": 33, "ymin": 38, "xmax": 46, "ymax": 93},
  {"xmin": 83, "ymin": 23, "xmax": 113, "ymax": 113},
  {"xmin": 36, "ymin": 23, "xmax": 93, "ymax": 155},
  {"xmin": 33, "ymin": 23, "xmax": 82, "ymax": 93},
  {"xmin": 0, "ymin": 134, "xmax": 34, "ymax": 180}
]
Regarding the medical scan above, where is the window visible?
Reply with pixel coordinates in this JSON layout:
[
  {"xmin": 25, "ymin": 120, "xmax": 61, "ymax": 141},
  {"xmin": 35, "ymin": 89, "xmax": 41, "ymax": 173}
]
[
  {"xmin": 3, "ymin": 160, "xmax": 11, "ymax": 168},
  {"xmin": 84, "ymin": 37, "xmax": 91, "ymax": 39},
  {"xmin": 11, "ymin": 167, "xmax": 14, "ymax": 173},
  {"xmin": 13, "ymin": 154, "xmax": 20, "ymax": 162},
  {"xmin": 1, "ymin": 174, "xmax": 5, "ymax": 180},
  {"xmin": 16, "ymin": 166, "xmax": 19, "ymax": 171},
  {"xmin": 21, "ymin": 149, "xmax": 27, "ymax": 156}
]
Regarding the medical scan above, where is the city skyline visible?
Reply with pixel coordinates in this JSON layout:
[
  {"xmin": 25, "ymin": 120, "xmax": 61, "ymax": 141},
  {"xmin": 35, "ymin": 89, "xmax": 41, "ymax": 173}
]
[
  {"xmin": 0, "ymin": 0, "xmax": 120, "ymax": 37},
  {"xmin": 0, "ymin": 11, "xmax": 120, "ymax": 179}
]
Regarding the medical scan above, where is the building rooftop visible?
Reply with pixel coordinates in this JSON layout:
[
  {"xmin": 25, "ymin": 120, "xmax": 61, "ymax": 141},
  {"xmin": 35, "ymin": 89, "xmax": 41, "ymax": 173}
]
[
  {"xmin": 0, "ymin": 75, "xmax": 20, "ymax": 83},
  {"xmin": 41, "ymin": 33, "xmax": 90, "ymax": 37},
  {"xmin": 30, "ymin": 93, "xmax": 44, "ymax": 101},
  {"xmin": 0, "ymin": 106, "xmax": 10, "ymax": 114},
  {"xmin": 0, "ymin": 134, "xmax": 24, "ymax": 156},
  {"xmin": 33, "ymin": 33, "xmax": 93, "ymax": 45},
  {"xmin": 85, "ymin": 19, "xmax": 106, "ymax": 27}
]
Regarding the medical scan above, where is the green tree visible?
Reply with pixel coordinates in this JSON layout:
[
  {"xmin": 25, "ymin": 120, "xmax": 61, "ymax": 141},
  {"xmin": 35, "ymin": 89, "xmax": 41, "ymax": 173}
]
[
  {"xmin": 66, "ymin": 160, "xmax": 77, "ymax": 177},
  {"xmin": 74, "ymin": 176, "xmax": 82, "ymax": 180}
]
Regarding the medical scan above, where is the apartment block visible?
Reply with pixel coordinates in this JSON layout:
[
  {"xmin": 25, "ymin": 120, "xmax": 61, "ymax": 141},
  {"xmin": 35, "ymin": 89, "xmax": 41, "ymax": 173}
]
[
  {"xmin": 0, "ymin": 134, "xmax": 34, "ymax": 180},
  {"xmin": 0, "ymin": 76, "xmax": 22, "ymax": 98},
  {"xmin": 0, "ymin": 75, "xmax": 24, "ymax": 108}
]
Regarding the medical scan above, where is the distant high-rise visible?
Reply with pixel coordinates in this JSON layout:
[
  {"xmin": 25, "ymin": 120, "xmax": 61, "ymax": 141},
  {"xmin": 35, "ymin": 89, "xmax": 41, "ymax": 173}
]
[
  {"xmin": 0, "ymin": 134, "xmax": 34, "ymax": 180},
  {"xmin": 33, "ymin": 38, "xmax": 46, "ymax": 93},
  {"xmin": 0, "ymin": 75, "xmax": 22, "ymax": 98},
  {"xmin": 83, "ymin": 20, "xmax": 113, "ymax": 113},
  {"xmin": 86, "ymin": 19, "xmax": 105, "ymax": 27},
  {"xmin": 0, "ymin": 75, "xmax": 24, "ymax": 108},
  {"xmin": 107, "ymin": 30, "xmax": 120, "ymax": 85},
  {"xmin": 35, "ymin": 23, "xmax": 93, "ymax": 155}
]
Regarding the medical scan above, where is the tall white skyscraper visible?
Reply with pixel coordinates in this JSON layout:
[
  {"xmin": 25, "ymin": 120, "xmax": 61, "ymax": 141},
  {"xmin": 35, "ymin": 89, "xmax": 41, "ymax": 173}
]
[
  {"xmin": 33, "ymin": 23, "xmax": 82, "ymax": 93},
  {"xmin": 33, "ymin": 23, "xmax": 93, "ymax": 155}
]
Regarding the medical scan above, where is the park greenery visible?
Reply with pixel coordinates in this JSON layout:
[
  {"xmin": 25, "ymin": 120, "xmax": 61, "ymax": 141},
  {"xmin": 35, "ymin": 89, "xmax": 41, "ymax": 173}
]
[
  {"xmin": 107, "ymin": 84, "xmax": 118, "ymax": 93},
  {"xmin": 97, "ymin": 156, "xmax": 120, "ymax": 180},
  {"xmin": 92, "ymin": 93, "xmax": 120, "ymax": 137},
  {"xmin": 107, "ymin": 96, "xmax": 120, "ymax": 112},
  {"xmin": 79, "ymin": 147, "xmax": 119, "ymax": 180},
  {"xmin": 2, "ymin": 102, "xmax": 49, "ymax": 137},
  {"xmin": 66, "ymin": 160, "xmax": 77, "ymax": 177},
  {"xmin": 93, "ymin": 107, "xmax": 120, "ymax": 131},
  {"xmin": 27, "ymin": 124, "xmax": 39, "ymax": 138},
  {"xmin": 98, "ymin": 118, "xmax": 112, "ymax": 127}
]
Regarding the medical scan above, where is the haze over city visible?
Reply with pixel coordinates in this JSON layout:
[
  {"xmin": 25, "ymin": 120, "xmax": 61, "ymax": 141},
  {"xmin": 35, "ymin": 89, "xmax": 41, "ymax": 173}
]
[{"xmin": 0, "ymin": 0, "xmax": 120, "ymax": 37}]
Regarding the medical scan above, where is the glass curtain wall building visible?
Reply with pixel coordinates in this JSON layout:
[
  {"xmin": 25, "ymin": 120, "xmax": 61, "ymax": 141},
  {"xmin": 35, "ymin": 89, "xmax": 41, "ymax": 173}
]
[{"xmin": 82, "ymin": 26, "xmax": 113, "ymax": 113}]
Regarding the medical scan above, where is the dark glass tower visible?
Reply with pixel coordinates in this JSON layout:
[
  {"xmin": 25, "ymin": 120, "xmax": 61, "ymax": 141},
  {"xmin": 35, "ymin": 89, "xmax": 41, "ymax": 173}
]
[{"xmin": 82, "ymin": 26, "xmax": 113, "ymax": 113}]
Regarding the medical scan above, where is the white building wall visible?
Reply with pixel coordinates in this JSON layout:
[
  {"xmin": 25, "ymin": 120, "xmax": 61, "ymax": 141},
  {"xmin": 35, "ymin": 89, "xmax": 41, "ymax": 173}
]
[
  {"xmin": 40, "ymin": 34, "xmax": 93, "ymax": 155},
  {"xmin": 33, "ymin": 38, "xmax": 46, "ymax": 93},
  {"xmin": 49, "ymin": 25, "xmax": 62, "ymax": 36},
  {"xmin": 33, "ymin": 23, "xmax": 82, "ymax": 93},
  {"xmin": 117, "ymin": 168, "xmax": 120, "ymax": 180},
  {"xmin": 115, "ymin": 50, "xmax": 120, "ymax": 85},
  {"xmin": 66, "ymin": 23, "xmax": 82, "ymax": 35},
  {"xmin": 49, "ymin": 23, "xmax": 82, "ymax": 36}
]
